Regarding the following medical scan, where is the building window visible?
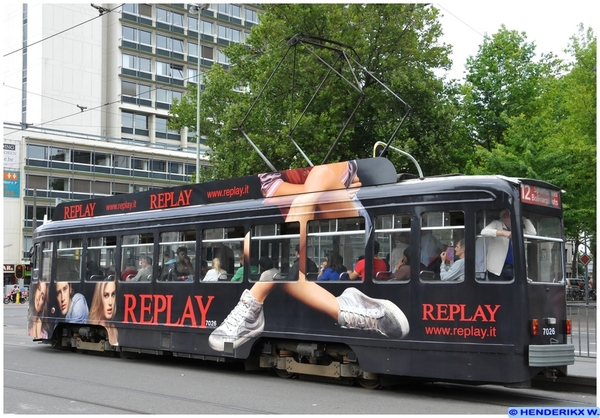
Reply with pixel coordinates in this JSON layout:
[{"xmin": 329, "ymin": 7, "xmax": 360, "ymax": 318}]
[
  {"xmin": 188, "ymin": 42, "xmax": 198, "ymax": 58},
  {"xmin": 27, "ymin": 144, "xmax": 46, "ymax": 159},
  {"xmin": 73, "ymin": 150, "xmax": 91, "ymax": 164},
  {"xmin": 217, "ymin": 50, "xmax": 230, "ymax": 65},
  {"xmin": 114, "ymin": 155, "xmax": 130, "ymax": 168},
  {"xmin": 245, "ymin": 8, "xmax": 259, "ymax": 23},
  {"xmin": 122, "ymin": 26, "xmax": 151, "ymax": 46},
  {"xmin": 188, "ymin": 16, "xmax": 198, "ymax": 32},
  {"xmin": 201, "ymin": 20, "xmax": 213, "ymax": 36},
  {"xmin": 157, "ymin": 7, "xmax": 183, "ymax": 27},
  {"xmin": 201, "ymin": 45, "xmax": 213, "ymax": 61},
  {"xmin": 156, "ymin": 35, "xmax": 184, "ymax": 54},
  {"xmin": 73, "ymin": 179, "xmax": 91, "ymax": 194},
  {"xmin": 188, "ymin": 68, "xmax": 198, "ymax": 84},
  {"xmin": 26, "ymin": 175, "xmax": 48, "ymax": 190},
  {"xmin": 151, "ymin": 160, "xmax": 167, "ymax": 172},
  {"xmin": 122, "ymin": 81, "xmax": 152, "ymax": 106},
  {"xmin": 123, "ymin": 3, "xmax": 152, "ymax": 18},
  {"xmin": 121, "ymin": 111, "xmax": 149, "ymax": 136},
  {"xmin": 50, "ymin": 177, "xmax": 68, "ymax": 191},
  {"xmin": 122, "ymin": 53, "xmax": 151, "ymax": 74}
]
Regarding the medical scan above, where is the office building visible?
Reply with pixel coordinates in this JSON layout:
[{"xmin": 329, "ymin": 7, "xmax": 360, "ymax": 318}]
[{"xmin": 2, "ymin": 3, "xmax": 261, "ymax": 286}]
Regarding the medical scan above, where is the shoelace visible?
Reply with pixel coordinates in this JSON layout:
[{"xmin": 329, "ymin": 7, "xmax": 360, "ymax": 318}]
[
  {"xmin": 341, "ymin": 310, "xmax": 379, "ymax": 332},
  {"xmin": 222, "ymin": 299, "xmax": 251, "ymax": 331}
]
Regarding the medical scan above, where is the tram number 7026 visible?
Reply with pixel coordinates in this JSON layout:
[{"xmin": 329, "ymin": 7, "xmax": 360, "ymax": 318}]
[{"xmin": 542, "ymin": 327, "xmax": 556, "ymax": 336}]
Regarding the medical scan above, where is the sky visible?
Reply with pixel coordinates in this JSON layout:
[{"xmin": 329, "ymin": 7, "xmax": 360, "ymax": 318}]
[{"xmin": 433, "ymin": 0, "xmax": 598, "ymax": 80}]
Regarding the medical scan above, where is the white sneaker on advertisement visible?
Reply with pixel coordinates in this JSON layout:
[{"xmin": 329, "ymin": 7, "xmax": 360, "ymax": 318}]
[
  {"xmin": 336, "ymin": 287, "xmax": 409, "ymax": 339},
  {"xmin": 208, "ymin": 289, "xmax": 264, "ymax": 351}
]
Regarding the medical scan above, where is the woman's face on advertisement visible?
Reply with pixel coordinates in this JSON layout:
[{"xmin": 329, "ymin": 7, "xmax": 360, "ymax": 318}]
[
  {"xmin": 34, "ymin": 282, "xmax": 47, "ymax": 313},
  {"xmin": 102, "ymin": 281, "xmax": 116, "ymax": 319}
]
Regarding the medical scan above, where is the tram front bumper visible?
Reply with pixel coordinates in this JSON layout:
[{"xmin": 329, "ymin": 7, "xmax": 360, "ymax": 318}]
[{"xmin": 529, "ymin": 344, "xmax": 575, "ymax": 367}]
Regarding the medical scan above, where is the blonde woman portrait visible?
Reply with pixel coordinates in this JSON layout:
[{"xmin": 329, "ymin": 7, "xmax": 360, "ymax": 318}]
[{"xmin": 88, "ymin": 278, "xmax": 118, "ymax": 345}]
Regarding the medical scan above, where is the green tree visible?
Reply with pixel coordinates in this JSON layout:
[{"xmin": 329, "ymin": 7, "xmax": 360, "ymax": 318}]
[
  {"xmin": 462, "ymin": 25, "xmax": 560, "ymax": 151},
  {"xmin": 170, "ymin": 4, "xmax": 467, "ymax": 180}
]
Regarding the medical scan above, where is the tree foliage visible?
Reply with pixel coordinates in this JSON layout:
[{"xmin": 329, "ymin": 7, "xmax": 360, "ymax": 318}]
[
  {"xmin": 169, "ymin": 4, "xmax": 469, "ymax": 180},
  {"xmin": 466, "ymin": 25, "xmax": 596, "ymax": 268}
]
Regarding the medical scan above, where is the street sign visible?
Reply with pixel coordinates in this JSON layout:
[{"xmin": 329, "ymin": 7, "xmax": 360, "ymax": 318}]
[{"xmin": 580, "ymin": 254, "xmax": 591, "ymax": 266}]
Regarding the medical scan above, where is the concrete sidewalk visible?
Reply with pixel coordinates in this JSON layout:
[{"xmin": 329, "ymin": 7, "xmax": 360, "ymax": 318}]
[{"xmin": 569, "ymin": 356, "xmax": 596, "ymax": 379}]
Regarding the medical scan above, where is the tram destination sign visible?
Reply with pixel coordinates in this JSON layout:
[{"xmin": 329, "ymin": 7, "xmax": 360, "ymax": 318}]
[
  {"xmin": 53, "ymin": 158, "xmax": 397, "ymax": 221},
  {"xmin": 520, "ymin": 184, "xmax": 561, "ymax": 209}
]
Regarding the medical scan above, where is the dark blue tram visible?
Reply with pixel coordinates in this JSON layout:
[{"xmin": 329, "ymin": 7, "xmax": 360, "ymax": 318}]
[{"xmin": 28, "ymin": 156, "xmax": 574, "ymax": 388}]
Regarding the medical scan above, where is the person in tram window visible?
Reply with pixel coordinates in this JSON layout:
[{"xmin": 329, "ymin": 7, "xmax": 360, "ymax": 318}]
[
  {"xmin": 440, "ymin": 239, "xmax": 465, "ymax": 282},
  {"xmin": 317, "ymin": 251, "xmax": 347, "ymax": 281},
  {"xmin": 208, "ymin": 161, "xmax": 409, "ymax": 353},
  {"xmin": 480, "ymin": 209, "xmax": 536, "ymax": 281},
  {"xmin": 173, "ymin": 246, "xmax": 194, "ymax": 280},
  {"xmin": 28, "ymin": 281, "xmax": 50, "ymax": 339},
  {"xmin": 258, "ymin": 256, "xmax": 280, "ymax": 282},
  {"xmin": 88, "ymin": 277, "xmax": 118, "ymax": 345},
  {"xmin": 288, "ymin": 244, "xmax": 319, "ymax": 281},
  {"xmin": 231, "ymin": 252, "xmax": 258, "ymax": 282},
  {"xmin": 392, "ymin": 246, "xmax": 412, "ymax": 281},
  {"xmin": 203, "ymin": 257, "xmax": 228, "ymax": 282},
  {"xmin": 347, "ymin": 240, "xmax": 389, "ymax": 280},
  {"xmin": 130, "ymin": 256, "xmax": 152, "ymax": 281},
  {"xmin": 121, "ymin": 260, "xmax": 137, "ymax": 281},
  {"xmin": 389, "ymin": 232, "xmax": 410, "ymax": 274},
  {"xmin": 55, "ymin": 281, "xmax": 89, "ymax": 323}
]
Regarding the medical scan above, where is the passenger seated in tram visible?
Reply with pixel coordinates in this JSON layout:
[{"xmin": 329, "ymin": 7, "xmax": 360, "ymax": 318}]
[
  {"xmin": 389, "ymin": 232, "xmax": 410, "ymax": 274},
  {"xmin": 130, "ymin": 256, "xmax": 153, "ymax": 281},
  {"xmin": 440, "ymin": 239, "xmax": 465, "ymax": 282},
  {"xmin": 203, "ymin": 257, "xmax": 228, "ymax": 281},
  {"xmin": 172, "ymin": 246, "xmax": 194, "ymax": 281},
  {"xmin": 258, "ymin": 256, "xmax": 280, "ymax": 281},
  {"xmin": 347, "ymin": 240, "xmax": 389, "ymax": 280},
  {"xmin": 121, "ymin": 261, "xmax": 137, "ymax": 281},
  {"xmin": 288, "ymin": 244, "xmax": 319, "ymax": 281},
  {"xmin": 317, "ymin": 251, "xmax": 347, "ymax": 281},
  {"xmin": 231, "ymin": 252, "xmax": 258, "ymax": 282},
  {"xmin": 392, "ymin": 246, "xmax": 413, "ymax": 281}
]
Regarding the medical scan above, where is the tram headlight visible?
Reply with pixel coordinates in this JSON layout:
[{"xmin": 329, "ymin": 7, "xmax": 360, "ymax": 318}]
[
  {"xmin": 531, "ymin": 319, "xmax": 539, "ymax": 336},
  {"xmin": 565, "ymin": 319, "xmax": 572, "ymax": 335}
]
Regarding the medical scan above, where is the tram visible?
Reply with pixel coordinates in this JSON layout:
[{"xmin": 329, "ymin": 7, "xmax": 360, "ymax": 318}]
[{"xmin": 28, "ymin": 154, "xmax": 574, "ymax": 388}]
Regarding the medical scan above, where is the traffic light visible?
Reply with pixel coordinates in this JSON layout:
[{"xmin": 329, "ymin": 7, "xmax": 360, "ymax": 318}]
[{"xmin": 15, "ymin": 264, "xmax": 24, "ymax": 279}]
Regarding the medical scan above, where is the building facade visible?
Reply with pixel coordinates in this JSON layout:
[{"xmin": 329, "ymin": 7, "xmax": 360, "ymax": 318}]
[{"xmin": 2, "ymin": 3, "xmax": 260, "ymax": 287}]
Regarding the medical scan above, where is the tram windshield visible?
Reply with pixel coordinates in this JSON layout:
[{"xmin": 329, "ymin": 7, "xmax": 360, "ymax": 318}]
[{"xmin": 476, "ymin": 209, "xmax": 563, "ymax": 284}]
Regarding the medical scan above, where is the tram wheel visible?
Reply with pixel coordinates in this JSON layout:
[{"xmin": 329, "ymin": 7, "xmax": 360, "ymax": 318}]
[
  {"xmin": 357, "ymin": 376, "xmax": 381, "ymax": 389},
  {"xmin": 275, "ymin": 368, "xmax": 296, "ymax": 379}
]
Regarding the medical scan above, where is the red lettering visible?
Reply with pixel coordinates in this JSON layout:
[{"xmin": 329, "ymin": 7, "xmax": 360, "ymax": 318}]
[
  {"xmin": 448, "ymin": 304, "xmax": 461, "ymax": 321},
  {"xmin": 154, "ymin": 295, "xmax": 167, "ymax": 325},
  {"xmin": 471, "ymin": 305, "xmax": 488, "ymax": 322},
  {"xmin": 123, "ymin": 294, "xmax": 137, "ymax": 323},
  {"xmin": 485, "ymin": 305, "xmax": 500, "ymax": 322},
  {"xmin": 179, "ymin": 296, "xmax": 197, "ymax": 327},
  {"xmin": 139, "ymin": 294, "xmax": 153, "ymax": 324},
  {"xmin": 150, "ymin": 194, "xmax": 157, "ymax": 209},
  {"xmin": 460, "ymin": 305, "xmax": 474, "ymax": 321},
  {"xmin": 195, "ymin": 295, "xmax": 215, "ymax": 328},
  {"xmin": 422, "ymin": 304, "xmax": 434, "ymax": 320},
  {"xmin": 437, "ymin": 304, "xmax": 449, "ymax": 321}
]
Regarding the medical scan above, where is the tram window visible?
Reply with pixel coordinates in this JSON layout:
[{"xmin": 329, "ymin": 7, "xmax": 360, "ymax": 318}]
[
  {"xmin": 476, "ymin": 209, "xmax": 539, "ymax": 282},
  {"xmin": 201, "ymin": 226, "xmax": 245, "ymax": 282},
  {"xmin": 32, "ymin": 244, "xmax": 42, "ymax": 281},
  {"xmin": 41, "ymin": 241, "xmax": 53, "ymax": 283},
  {"xmin": 374, "ymin": 213, "xmax": 411, "ymax": 282},
  {"xmin": 307, "ymin": 217, "xmax": 364, "ymax": 282},
  {"xmin": 250, "ymin": 222, "xmax": 300, "ymax": 282},
  {"xmin": 522, "ymin": 211, "xmax": 563, "ymax": 284},
  {"xmin": 420, "ymin": 211, "xmax": 465, "ymax": 283},
  {"xmin": 86, "ymin": 236, "xmax": 117, "ymax": 281},
  {"xmin": 121, "ymin": 233, "xmax": 154, "ymax": 282},
  {"xmin": 56, "ymin": 238, "xmax": 83, "ymax": 282},
  {"xmin": 158, "ymin": 230, "xmax": 196, "ymax": 282}
]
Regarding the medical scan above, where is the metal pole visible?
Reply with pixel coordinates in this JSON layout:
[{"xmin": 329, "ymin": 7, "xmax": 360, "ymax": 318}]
[
  {"xmin": 190, "ymin": 4, "xmax": 209, "ymax": 183},
  {"xmin": 195, "ymin": 16, "xmax": 201, "ymax": 184}
]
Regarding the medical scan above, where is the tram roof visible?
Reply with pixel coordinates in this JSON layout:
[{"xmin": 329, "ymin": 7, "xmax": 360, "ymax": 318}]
[{"xmin": 49, "ymin": 157, "xmax": 561, "ymax": 226}]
